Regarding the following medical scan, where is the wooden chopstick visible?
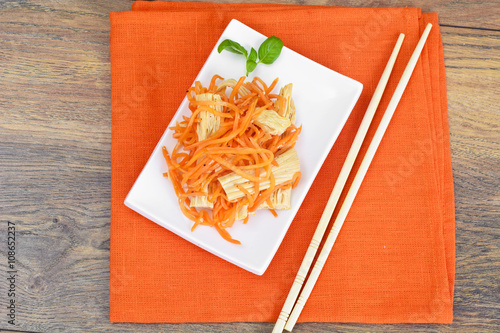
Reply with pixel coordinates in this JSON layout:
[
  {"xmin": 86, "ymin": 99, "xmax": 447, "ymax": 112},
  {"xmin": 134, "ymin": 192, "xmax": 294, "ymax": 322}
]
[
  {"xmin": 272, "ymin": 32, "xmax": 405, "ymax": 333},
  {"xmin": 282, "ymin": 23, "xmax": 433, "ymax": 332}
]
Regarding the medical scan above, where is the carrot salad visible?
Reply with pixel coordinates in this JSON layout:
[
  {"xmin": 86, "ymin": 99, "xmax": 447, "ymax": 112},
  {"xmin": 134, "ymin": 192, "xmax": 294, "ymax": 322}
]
[{"xmin": 162, "ymin": 75, "xmax": 301, "ymax": 244}]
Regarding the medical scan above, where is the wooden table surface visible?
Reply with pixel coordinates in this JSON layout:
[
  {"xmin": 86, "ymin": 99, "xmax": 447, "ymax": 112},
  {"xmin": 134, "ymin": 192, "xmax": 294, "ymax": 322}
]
[{"xmin": 0, "ymin": 0, "xmax": 498, "ymax": 332}]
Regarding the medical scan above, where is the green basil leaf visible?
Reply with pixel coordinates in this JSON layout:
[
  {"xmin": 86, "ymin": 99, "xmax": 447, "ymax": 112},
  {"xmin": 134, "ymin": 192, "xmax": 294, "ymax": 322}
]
[
  {"xmin": 217, "ymin": 39, "xmax": 248, "ymax": 58},
  {"xmin": 248, "ymin": 48, "xmax": 257, "ymax": 62},
  {"xmin": 246, "ymin": 59, "xmax": 257, "ymax": 76},
  {"xmin": 257, "ymin": 36, "xmax": 283, "ymax": 65}
]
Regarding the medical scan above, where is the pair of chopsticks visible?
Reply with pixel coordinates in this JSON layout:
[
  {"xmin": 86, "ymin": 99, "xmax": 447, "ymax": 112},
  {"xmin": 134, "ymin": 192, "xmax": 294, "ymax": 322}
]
[{"xmin": 273, "ymin": 23, "xmax": 433, "ymax": 332}]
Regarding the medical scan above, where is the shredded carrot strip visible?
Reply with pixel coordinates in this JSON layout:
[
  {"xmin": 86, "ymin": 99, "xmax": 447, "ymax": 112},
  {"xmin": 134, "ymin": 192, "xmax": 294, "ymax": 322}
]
[
  {"xmin": 266, "ymin": 77, "xmax": 280, "ymax": 94},
  {"xmin": 236, "ymin": 184, "xmax": 255, "ymax": 208},
  {"xmin": 252, "ymin": 76, "xmax": 268, "ymax": 92},
  {"xmin": 292, "ymin": 171, "xmax": 302, "ymax": 188},
  {"xmin": 208, "ymin": 74, "xmax": 223, "ymax": 92},
  {"xmin": 161, "ymin": 75, "xmax": 301, "ymax": 244},
  {"xmin": 269, "ymin": 208, "xmax": 278, "ymax": 218},
  {"xmin": 249, "ymin": 173, "xmax": 276, "ymax": 212}
]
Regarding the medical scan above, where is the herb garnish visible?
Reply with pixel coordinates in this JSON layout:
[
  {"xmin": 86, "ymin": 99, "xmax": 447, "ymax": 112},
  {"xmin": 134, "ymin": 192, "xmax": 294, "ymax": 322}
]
[{"xmin": 217, "ymin": 36, "xmax": 284, "ymax": 76}]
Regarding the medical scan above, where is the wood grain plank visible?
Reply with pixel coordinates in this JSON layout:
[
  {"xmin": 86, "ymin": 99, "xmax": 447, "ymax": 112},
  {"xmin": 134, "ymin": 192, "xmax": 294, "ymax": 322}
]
[
  {"xmin": 0, "ymin": 1, "xmax": 117, "ymax": 332},
  {"xmin": 0, "ymin": 1, "xmax": 499, "ymax": 332},
  {"xmin": 314, "ymin": 0, "xmax": 500, "ymax": 30},
  {"xmin": 442, "ymin": 25, "xmax": 500, "ymax": 332},
  {"xmin": 1, "ymin": 0, "xmax": 500, "ymax": 29}
]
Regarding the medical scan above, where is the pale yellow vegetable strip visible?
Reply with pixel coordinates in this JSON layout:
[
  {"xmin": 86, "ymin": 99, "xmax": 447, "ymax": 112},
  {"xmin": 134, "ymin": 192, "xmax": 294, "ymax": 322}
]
[
  {"xmin": 276, "ymin": 83, "xmax": 296, "ymax": 124},
  {"xmin": 195, "ymin": 93, "xmax": 222, "ymax": 142},
  {"xmin": 235, "ymin": 204, "xmax": 248, "ymax": 221},
  {"xmin": 190, "ymin": 93, "xmax": 222, "ymax": 208},
  {"xmin": 254, "ymin": 109, "xmax": 291, "ymax": 136},
  {"xmin": 218, "ymin": 148, "xmax": 300, "ymax": 202},
  {"xmin": 259, "ymin": 187, "xmax": 292, "ymax": 210}
]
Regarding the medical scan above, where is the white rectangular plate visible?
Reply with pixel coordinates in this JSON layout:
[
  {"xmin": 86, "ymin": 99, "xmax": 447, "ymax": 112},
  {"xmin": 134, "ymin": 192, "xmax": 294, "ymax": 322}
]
[{"xmin": 125, "ymin": 19, "xmax": 362, "ymax": 275}]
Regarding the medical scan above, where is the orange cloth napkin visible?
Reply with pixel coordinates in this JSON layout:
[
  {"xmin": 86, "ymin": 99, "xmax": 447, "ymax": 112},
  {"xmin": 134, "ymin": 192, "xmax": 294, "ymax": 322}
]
[{"xmin": 110, "ymin": 2, "xmax": 455, "ymax": 323}]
